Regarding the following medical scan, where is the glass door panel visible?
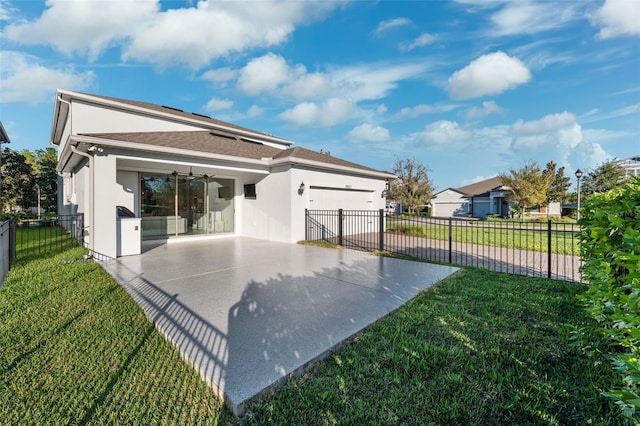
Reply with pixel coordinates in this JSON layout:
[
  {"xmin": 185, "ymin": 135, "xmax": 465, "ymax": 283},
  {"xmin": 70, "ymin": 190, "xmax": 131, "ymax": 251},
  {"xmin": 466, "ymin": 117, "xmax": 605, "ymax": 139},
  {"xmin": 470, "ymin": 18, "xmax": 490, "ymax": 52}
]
[
  {"xmin": 140, "ymin": 173, "xmax": 176, "ymax": 239},
  {"xmin": 208, "ymin": 178, "xmax": 234, "ymax": 233},
  {"xmin": 140, "ymin": 173, "xmax": 234, "ymax": 239}
]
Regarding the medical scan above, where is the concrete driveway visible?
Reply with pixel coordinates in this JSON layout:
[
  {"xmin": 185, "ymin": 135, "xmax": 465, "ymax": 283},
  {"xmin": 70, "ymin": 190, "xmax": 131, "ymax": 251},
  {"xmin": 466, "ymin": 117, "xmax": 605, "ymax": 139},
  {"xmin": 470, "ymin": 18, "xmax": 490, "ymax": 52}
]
[{"xmin": 102, "ymin": 237, "xmax": 458, "ymax": 415}]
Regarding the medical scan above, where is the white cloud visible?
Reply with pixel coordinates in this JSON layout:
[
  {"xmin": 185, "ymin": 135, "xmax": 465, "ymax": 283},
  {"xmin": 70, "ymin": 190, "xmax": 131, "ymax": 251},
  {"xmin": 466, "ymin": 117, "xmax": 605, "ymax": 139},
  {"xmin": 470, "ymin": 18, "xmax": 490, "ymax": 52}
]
[
  {"xmin": 3, "ymin": 0, "xmax": 158, "ymax": 61},
  {"xmin": 376, "ymin": 104, "xmax": 388, "ymax": 114},
  {"xmin": 579, "ymin": 103, "xmax": 640, "ymax": 123},
  {"xmin": 331, "ymin": 63, "xmax": 428, "ymax": 101},
  {"xmin": 0, "ymin": 51, "xmax": 95, "ymax": 103},
  {"xmin": 3, "ymin": 0, "xmax": 340, "ymax": 69},
  {"xmin": 465, "ymin": 101, "xmax": 503, "ymax": 119},
  {"xmin": 247, "ymin": 105, "xmax": 264, "ymax": 117},
  {"xmin": 399, "ymin": 33, "xmax": 437, "ymax": 52},
  {"xmin": 200, "ymin": 68, "xmax": 237, "ymax": 87},
  {"xmin": 0, "ymin": 1, "xmax": 16, "ymax": 20},
  {"xmin": 237, "ymin": 52, "xmax": 299, "ymax": 95},
  {"xmin": 511, "ymin": 112, "xmax": 576, "ymax": 137},
  {"xmin": 236, "ymin": 53, "xmax": 427, "ymax": 102},
  {"xmin": 347, "ymin": 123, "xmax": 391, "ymax": 143},
  {"xmin": 448, "ymin": 51, "xmax": 531, "ymax": 100},
  {"xmin": 592, "ymin": 0, "xmax": 640, "ymax": 39},
  {"xmin": 279, "ymin": 98, "xmax": 356, "ymax": 127},
  {"xmin": 373, "ymin": 17, "xmax": 411, "ymax": 35},
  {"xmin": 283, "ymin": 72, "xmax": 332, "ymax": 99},
  {"xmin": 204, "ymin": 98, "xmax": 234, "ymax": 112},
  {"xmin": 412, "ymin": 120, "xmax": 473, "ymax": 146},
  {"xmin": 490, "ymin": 2, "xmax": 578, "ymax": 36},
  {"xmin": 506, "ymin": 112, "xmax": 610, "ymax": 172},
  {"xmin": 394, "ymin": 103, "xmax": 457, "ymax": 119}
]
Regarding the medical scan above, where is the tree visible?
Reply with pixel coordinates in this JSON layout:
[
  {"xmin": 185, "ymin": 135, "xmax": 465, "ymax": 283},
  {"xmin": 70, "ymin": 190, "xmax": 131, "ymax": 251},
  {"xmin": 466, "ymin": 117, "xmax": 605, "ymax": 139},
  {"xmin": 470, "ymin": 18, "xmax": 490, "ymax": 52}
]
[
  {"xmin": 581, "ymin": 160, "xmax": 627, "ymax": 198},
  {"xmin": 499, "ymin": 161, "xmax": 553, "ymax": 220},
  {"xmin": 0, "ymin": 147, "xmax": 36, "ymax": 213},
  {"xmin": 543, "ymin": 161, "xmax": 571, "ymax": 204},
  {"xmin": 389, "ymin": 158, "xmax": 435, "ymax": 214},
  {"xmin": 34, "ymin": 148, "xmax": 58, "ymax": 213}
]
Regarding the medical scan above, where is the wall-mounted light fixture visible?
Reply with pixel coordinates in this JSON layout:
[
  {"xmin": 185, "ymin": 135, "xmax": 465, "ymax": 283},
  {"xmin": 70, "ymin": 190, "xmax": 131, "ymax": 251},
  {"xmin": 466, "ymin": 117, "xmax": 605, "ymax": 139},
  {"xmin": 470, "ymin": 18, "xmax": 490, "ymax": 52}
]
[
  {"xmin": 298, "ymin": 181, "xmax": 305, "ymax": 195},
  {"xmin": 381, "ymin": 189, "xmax": 389, "ymax": 198},
  {"xmin": 187, "ymin": 166, "xmax": 195, "ymax": 180}
]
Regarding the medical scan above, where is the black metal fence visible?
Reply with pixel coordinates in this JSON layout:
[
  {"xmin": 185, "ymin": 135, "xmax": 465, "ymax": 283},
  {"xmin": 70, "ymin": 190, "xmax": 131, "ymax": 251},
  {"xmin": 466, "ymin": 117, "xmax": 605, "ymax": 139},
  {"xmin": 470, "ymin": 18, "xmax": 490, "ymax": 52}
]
[
  {"xmin": 1, "ymin": 217, "xmax": 17, "ymax": 285},
  {"xmin": 11, "ymin": 215, "xmax": 85, "ymax": 263},
  {"xmin": 306, "ymin": 209, "xmax": 582, "ymax": 282}
]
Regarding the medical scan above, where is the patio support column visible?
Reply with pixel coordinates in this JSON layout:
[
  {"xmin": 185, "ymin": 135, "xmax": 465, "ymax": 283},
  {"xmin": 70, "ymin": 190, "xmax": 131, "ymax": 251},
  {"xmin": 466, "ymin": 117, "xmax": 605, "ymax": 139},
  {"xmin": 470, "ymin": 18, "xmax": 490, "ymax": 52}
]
[{"xmin": 92, "ymin": 153, "xmax": 117, "ymax": 258}]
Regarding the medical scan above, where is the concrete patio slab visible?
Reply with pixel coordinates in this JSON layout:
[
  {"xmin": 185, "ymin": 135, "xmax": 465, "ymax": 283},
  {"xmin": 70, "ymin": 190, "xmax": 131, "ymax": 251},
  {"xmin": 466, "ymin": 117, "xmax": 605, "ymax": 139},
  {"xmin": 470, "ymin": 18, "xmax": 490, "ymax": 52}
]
[{"xmin": 101, "ymin": 237, "xmax": 458, "ymax": 415}]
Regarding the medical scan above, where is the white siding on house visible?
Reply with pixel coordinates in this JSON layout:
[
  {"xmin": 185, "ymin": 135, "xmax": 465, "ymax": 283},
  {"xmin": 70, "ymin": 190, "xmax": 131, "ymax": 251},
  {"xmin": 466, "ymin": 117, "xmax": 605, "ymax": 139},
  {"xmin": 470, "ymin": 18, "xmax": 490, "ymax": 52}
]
[{"xmin": 431, "ymin": 189, "xmax": 469, "ymax": 217}]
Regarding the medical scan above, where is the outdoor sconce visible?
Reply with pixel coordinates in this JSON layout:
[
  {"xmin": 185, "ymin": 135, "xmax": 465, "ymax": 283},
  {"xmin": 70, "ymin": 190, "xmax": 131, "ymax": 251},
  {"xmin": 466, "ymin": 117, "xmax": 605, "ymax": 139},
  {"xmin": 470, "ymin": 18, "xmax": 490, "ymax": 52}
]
[
  {"xmin": 298, "ymin": 181, "xmax": 305, "ymax": 195},
  {"xmin": 187, "ymin": 166, "xmax": 195, "ymax": 180},
  {"xmin": 381, "ymin": 189, "xmax": 389, "ymax": 198}
]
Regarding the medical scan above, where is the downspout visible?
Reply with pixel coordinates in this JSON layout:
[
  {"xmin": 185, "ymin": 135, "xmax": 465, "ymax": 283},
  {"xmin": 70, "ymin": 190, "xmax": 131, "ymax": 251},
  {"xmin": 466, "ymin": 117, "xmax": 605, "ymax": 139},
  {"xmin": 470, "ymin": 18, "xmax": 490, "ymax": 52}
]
[
  {"xmin": 70, "ymin": 143, "xmax": 94, "ymax": 254},
  {"xmin": 56, "ymin": 95, "xmax": 94, "ymax": 254}
]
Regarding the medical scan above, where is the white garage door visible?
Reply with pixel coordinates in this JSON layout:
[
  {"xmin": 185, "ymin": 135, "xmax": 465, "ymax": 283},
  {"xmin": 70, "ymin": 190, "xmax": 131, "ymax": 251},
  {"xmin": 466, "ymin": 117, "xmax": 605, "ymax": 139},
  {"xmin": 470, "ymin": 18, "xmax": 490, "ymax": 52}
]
[
  {"xmin": 433, "ymin": 202, "xmax": 468, "ymax": 217},
  {"xmin": 308, "ymin": 186, "xmax": 374, "ymax": 210}
]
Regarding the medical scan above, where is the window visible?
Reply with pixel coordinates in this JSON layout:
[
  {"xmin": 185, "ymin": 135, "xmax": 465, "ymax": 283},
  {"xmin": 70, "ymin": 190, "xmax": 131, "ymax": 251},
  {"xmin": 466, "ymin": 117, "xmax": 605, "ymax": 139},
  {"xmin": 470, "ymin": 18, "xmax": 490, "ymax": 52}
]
[{"xmin": 244, "ymin": 184, "xmax": 256, "ymax": 199}]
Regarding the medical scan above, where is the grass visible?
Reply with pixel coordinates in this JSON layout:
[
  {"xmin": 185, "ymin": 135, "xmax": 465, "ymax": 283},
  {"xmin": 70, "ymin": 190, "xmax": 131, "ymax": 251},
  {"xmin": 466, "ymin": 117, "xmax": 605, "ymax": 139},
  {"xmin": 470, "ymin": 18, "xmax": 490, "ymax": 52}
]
[
  {"xmin": 0, "ymin": 245, "xmax": 234, "ymax": 425},
  {"xmin": 386, "ymin": 220, "xmax": 579, "ymax": 255},
  {"xmin": 1, "ymin": 232, "xmax": 623, "ymax": 425},
  {"xmin": 244, "ymin": 269, "xmax": 622, "ymax": 425}
]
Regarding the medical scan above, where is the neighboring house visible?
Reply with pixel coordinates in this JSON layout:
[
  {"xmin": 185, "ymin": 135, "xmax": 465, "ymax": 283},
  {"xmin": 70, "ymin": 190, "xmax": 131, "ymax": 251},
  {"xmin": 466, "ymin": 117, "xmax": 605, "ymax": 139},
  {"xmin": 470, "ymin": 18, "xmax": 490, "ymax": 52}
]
[
  {"xmin": 51, "ymin": 90, "xmax": 394, "ymax": 259},
  {"xmin": 431, "ymin": 176, "xmax": 561, "ymax": 219},
  {"xmin": 616, "ymin": 155, "xmax": 640, "ymax": 178}
]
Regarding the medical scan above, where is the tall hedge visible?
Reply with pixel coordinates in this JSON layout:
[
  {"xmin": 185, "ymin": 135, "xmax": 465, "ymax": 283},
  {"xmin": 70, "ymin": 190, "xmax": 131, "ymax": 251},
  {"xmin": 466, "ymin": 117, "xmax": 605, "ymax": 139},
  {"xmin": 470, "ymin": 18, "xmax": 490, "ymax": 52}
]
[{"xmin": 578, "ymin": 177, "xmax": 640, "ymax": 421}]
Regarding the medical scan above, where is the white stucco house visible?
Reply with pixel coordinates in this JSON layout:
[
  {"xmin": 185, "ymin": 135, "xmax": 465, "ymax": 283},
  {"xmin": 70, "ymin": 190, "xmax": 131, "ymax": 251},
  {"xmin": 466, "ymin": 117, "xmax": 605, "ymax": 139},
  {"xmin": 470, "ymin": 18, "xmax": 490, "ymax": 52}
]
[
  {"xmin": 430, "ymin": 176, "xmax": 561, "ymax": 219},
  {"xmin": 52, "ymin": 90, "xmax": 394, "ymax": 259}
]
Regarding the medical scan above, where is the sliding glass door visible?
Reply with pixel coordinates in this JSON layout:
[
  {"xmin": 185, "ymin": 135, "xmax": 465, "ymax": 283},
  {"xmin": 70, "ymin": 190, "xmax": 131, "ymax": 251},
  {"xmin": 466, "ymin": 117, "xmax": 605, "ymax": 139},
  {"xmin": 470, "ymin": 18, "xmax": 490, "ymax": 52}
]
[{"xmin": 140, "ymin": 173, "xmax": 234, "ymax": 239}]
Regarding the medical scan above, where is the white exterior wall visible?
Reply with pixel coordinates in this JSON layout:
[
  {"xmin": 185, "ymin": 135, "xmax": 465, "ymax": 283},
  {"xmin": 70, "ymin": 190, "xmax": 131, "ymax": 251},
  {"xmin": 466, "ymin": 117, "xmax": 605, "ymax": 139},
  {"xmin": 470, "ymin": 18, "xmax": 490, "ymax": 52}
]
[
  {"xmin": 72, "ymin": 101, "xmax": 206, "ymax": 135},
  {"xmin": 115, "ymin": 170, "xmax": 139, "ymax": 216},
  {"xmin": 240, "ymin": 166, "xmax": 293, "ymax": 243},
  {"xmin": 93, "ymin": 153, "xmax": 118, "ymax": 258},
  {"xmin": 431, "ymin": 189, "xmax": 469, "ymax": 217},
  {"xmin": 294, "ymin": 168, "xmax": 386, "ymax": 242}
]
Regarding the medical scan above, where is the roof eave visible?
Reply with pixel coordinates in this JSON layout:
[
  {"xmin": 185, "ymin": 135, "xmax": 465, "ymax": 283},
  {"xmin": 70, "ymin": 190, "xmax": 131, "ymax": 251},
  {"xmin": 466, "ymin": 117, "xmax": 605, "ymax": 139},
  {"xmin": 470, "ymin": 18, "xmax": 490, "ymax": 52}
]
[
  {"xmin": 268, "ymin": 156, "xmax": 395, "ymax": 180},
  {"xmin": 56, "ymin": 89, "xmax": 294, "ymax": 147}
]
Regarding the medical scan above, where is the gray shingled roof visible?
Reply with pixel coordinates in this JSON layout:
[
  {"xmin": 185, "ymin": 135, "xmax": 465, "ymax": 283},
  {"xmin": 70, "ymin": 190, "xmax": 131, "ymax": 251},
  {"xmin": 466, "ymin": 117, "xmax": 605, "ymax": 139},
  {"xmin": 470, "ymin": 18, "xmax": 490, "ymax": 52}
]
[
  {"xmin": 74, "ymin": 92, "xmax": 285, "ymax": 142},
  {"xmin": 82, "ymin": 131, "xmax": 382, "ymax": 173},
  {"xmin": 455, "ymin": 176, "xmax": 504, "ymax": 197}
]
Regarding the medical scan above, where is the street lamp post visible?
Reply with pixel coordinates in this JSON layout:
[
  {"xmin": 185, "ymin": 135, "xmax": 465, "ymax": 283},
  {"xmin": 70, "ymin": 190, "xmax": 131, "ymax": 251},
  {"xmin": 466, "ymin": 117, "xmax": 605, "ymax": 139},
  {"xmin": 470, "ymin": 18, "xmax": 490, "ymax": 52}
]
[
  {"xmin": 575, "ymin": 169, "xmax": 583, "ymax": 221},
  {"xmin": 35, "ymin": 183, "xmax": 41, "ymax": 221}
]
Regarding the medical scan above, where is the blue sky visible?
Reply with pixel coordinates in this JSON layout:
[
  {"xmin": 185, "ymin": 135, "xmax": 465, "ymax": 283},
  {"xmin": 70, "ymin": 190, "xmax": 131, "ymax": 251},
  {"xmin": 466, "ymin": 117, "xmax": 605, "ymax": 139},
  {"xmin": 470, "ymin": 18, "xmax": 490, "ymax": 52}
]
[{"xmin": 1, "ymin": 0, "xmax": 639, "ymax": 190}]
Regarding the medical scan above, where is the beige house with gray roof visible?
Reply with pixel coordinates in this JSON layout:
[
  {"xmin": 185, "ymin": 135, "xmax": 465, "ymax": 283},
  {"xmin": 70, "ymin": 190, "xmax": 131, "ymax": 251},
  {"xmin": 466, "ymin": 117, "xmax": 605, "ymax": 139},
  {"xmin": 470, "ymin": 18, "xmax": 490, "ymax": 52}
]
[{"xmin": 52, "ymin": 90, "xmax": 393, "ymax": 259}]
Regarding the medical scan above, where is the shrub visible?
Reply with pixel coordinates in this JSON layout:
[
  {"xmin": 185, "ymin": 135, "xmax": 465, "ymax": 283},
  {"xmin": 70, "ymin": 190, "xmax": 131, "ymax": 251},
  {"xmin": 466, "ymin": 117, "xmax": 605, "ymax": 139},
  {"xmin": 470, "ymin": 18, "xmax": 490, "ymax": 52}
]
[{"xmin": 577, "ymin": 177, "xmax": 640, "ymax": 421}]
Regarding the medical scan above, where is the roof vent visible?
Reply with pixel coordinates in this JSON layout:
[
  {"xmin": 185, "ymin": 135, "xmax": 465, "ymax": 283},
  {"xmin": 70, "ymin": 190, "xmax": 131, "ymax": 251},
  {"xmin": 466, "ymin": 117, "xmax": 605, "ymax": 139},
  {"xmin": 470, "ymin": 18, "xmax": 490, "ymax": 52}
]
[
  {"xmin": 209, "ymin": 131, "xmax": 238, "ymax": 141},
  {"xmin": 191, "ymin": 112, "xmax": 211, "ymax": 119},
  {"xmin": 161, "ymin": 105, "xmax": 184, "ymax": 112}
]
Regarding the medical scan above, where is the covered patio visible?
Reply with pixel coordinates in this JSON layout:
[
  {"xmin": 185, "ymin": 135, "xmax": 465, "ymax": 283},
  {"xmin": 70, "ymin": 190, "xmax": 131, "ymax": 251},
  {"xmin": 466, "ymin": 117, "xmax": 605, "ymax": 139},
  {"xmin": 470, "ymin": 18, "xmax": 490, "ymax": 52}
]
[{"xmin": 101, "ymin": 237, "xmax": 458, "ymax": 415}]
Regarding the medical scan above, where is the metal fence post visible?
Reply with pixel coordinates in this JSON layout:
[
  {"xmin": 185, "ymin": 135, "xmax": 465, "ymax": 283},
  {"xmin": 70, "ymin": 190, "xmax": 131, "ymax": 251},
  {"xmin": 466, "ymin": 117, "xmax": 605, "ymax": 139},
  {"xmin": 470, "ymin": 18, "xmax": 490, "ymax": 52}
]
[
  {"xmin": 305, "ymin": 209, "xmax": 308, "ymax": 241},
  {"xmin": 448, "ymin": 217, "xmax": 452, "ymax": 264},
  {"xmin": 547, "ymin": 220, "xmax": 552, "ymax": 279},
  {"xmin": 378, "ymin": 209, "xmax": 384, "ymax": 252},
  {"xmin": 338, "ymin": 209, "xmax": 343, "ymax": 246}
]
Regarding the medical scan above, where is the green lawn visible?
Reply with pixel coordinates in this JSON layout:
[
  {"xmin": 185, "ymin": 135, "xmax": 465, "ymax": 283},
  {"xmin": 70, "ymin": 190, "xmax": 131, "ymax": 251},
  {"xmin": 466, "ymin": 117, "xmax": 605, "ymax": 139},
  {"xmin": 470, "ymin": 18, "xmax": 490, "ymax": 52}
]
[
  {"xmin": 1, "ymin": 241, "xmax": 623, "ymax": 425},
  {"xmin": 386, "ymin": 220, "xmax": 580, "ymax": 255}
]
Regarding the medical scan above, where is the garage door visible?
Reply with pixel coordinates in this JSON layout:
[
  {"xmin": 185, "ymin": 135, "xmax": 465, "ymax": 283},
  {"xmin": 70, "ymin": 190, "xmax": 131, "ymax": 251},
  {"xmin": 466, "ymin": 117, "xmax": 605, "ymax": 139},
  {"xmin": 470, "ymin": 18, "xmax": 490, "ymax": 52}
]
[
  {"xmin": 308, "ymin": 186, "xmax": 374, "ymax": 210},
  {"xmin": 433, "ymin": 202, "xmax": 468, "ymax": 217}
]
